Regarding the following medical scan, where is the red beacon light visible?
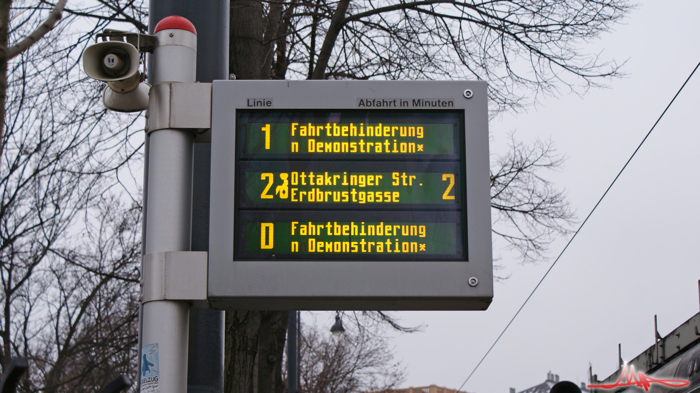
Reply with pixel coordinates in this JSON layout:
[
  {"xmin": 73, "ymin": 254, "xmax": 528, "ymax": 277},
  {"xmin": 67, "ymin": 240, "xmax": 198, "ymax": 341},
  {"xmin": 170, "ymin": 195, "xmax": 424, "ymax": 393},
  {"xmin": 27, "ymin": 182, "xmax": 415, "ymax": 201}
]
[{"xmin": 154, "ymin": 15, "xmax": 197, "ymax": 35}]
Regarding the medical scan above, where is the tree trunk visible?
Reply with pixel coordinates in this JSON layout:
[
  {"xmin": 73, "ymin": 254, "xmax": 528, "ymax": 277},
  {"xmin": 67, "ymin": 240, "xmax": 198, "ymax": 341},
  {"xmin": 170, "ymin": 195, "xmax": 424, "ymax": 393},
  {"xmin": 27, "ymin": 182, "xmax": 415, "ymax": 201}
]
[
  {"xmin": 226, "ymin": 3, "xmax": 288, "ymax": 393},
  {"xmin": 261, "ymin": 1, "xmax": 283, "ymax": 80},
  {"xmin": 272, "ymin": 1, "xmax": 297, "ymax": 80},
  {"xmin": 229, "ymin": 0, "xmax": 264, "ymax": 80},
  {"xmin": 0, "ymin": 0, "xmax": 11, "ymax": 160},
  {"xmin": 256, "ymin": 312, "xmax": 288, "ymax": 393},
  {"xmin": 310, "ymin": 0, "xmax": 349, "ymax": 80},
  {"xmin": 224, "ymin": 311, "xmax": 262, "ymax": 393}
]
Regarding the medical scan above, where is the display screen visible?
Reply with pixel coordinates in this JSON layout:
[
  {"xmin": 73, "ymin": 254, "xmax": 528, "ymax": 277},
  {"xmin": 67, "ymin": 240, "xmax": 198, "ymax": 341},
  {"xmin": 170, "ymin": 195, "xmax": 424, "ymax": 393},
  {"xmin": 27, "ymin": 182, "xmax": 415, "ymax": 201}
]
[
  {"xmin": 235, "ymin": 211, "xmax": 463, "ymax": 260},
  {"xmin": 238, "ymin": 111, "xmax": 461, "ymax": 159},
  {"xmin": 234, "ymin": 110, "xmax": 466, "ymax": 260},
  {"xmin": 239, "ymin": 162, "xmax": 462, "ymax": 208}
]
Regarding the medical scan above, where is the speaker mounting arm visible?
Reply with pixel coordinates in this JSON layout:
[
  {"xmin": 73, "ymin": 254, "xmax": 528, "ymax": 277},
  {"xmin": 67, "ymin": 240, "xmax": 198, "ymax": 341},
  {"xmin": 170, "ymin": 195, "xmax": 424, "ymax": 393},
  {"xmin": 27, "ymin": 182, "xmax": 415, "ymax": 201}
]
[{"xmin": 95, "ymin": 29, "xmax": 157, "ymax": 54}]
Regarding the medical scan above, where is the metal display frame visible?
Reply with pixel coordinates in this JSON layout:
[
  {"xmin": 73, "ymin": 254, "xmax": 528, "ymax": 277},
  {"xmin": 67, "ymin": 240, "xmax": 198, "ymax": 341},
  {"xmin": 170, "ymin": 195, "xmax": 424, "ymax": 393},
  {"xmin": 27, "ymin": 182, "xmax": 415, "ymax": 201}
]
[{"xmin": 209, "ymin": 80, "xmax": 493, "ymax": 310}]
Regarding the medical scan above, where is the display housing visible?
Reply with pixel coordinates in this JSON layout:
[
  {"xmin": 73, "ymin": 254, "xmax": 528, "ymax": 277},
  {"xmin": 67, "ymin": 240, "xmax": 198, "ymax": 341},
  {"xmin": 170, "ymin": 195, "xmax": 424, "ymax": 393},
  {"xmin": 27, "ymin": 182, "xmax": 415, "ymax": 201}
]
[{"xmin": 209, "ymin": 80, "xmax": 492, "ymax": 310}]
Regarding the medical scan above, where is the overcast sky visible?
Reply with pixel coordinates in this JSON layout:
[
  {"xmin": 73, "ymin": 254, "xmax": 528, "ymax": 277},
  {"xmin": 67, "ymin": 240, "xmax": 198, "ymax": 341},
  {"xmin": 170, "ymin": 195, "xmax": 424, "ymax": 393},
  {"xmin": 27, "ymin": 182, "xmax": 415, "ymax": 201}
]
[
  {"xmin": 118, "ymin": 0, "xmax": 698, "ymax": 390},
  {"xmin": 132, "ymin": 0, "xmax": 699, "ymax": 391},
  {"xmin": 377, "ymin": 1, "xmax": 700, "ymax": 392}
]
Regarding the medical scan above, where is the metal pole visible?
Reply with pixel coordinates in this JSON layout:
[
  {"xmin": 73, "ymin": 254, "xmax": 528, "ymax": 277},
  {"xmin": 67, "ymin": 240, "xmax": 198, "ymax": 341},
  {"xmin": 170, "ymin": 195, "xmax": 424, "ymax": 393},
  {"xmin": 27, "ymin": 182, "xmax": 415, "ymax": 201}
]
[
  {"xmin": 286, "ymin": 311, "xmax": 297, "ymax": 393},
  {"xmin": 297, "ymin": 311, "xmax": 300, "ymax": 390},
  {"xmin": 140, "ymin": 17, "xmax": 197, "ymax": 393},
  {"xmin": 147, "ymin": 3, "xmax": 229, "ymax": 393}
]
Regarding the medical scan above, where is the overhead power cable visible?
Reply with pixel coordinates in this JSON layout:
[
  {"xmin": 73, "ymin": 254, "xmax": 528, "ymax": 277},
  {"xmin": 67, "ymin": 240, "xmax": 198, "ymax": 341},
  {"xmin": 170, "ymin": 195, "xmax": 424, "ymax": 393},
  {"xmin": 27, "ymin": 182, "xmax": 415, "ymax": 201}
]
[{"xmin": 458, "ymin": 61, "xmax": 700, "ymax": 392}]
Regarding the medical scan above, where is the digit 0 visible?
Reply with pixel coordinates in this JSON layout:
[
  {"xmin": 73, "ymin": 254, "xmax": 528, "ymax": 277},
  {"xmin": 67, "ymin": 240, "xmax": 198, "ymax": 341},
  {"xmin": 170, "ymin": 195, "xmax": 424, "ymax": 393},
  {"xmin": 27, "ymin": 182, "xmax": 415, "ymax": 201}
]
[{"xmin": 261, "ymin": 223, "xmax": 274, "ymax": 249}]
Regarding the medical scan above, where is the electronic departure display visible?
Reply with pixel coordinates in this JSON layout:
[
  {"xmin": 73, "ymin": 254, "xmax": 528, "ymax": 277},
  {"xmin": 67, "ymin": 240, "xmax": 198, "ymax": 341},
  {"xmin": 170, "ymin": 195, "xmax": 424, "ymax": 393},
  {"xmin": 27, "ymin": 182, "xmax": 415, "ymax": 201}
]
[
  {"xmin": 235, "ymin": 110, "xmax": 466, "ymax": 260},
  {"xmin": 208, "ymin": 80, "xmax": 492, "ymax": 310}
]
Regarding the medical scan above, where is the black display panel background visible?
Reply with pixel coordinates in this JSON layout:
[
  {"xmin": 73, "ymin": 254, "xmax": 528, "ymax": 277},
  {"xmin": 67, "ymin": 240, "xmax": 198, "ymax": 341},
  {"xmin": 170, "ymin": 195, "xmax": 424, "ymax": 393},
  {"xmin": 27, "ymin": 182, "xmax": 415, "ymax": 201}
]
[
  {"xmin": 237, "ymin": 160, "xmax": 463, "ymax": 210},
  {"xmin": 235, "ymin": 211, "xmax": 465, "ymax": 261},
  {"xmin": 234, "ymin": 109, "xmax": 468, "ymax": 261},
  {"xmin": 236, "ymin": 110, "xmax": 462, "ymax": 161}
]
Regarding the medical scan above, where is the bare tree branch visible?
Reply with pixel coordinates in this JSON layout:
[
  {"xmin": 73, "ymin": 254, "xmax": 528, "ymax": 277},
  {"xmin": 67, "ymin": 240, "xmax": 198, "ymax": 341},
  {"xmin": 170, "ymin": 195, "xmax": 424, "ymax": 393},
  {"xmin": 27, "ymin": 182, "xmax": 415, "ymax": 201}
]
[
  {"xmin": 6, "ymin": 0, "xmax": 66, "ymax": 60},
  {"xmin": 343, "ymin": 0, "xmax": 456, "ymax": 24},
  {"xmin": 490, "ymin": 133, "xmax": 576, "ymax": 262},
  {"xmin": 296, "ymin": 318, "xmax": 405, "ymax": 393},
  {"xmin": 310, "ymin": 0, "xmax": 349, "ymax": 79}
]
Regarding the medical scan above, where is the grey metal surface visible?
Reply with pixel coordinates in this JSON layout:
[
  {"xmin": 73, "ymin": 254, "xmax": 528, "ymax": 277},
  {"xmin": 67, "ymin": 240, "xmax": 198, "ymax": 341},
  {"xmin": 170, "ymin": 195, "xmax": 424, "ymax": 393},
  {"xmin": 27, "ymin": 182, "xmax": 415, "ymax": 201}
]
[
  {"xmin": 146, "ymin": 82, "xmax": 212, "ymax": 133},
  {"xmin": 287, "ymin": 311, "xmax": 297, "ymax": 393},
  {"xmin": 156, "ymin": 28, "xmax": 198, "ymax": 48},
  {"xmin": 82, "ymin": 41, "xmax": 140, "ymax": 82},
  {"xmin": 146, "ymin": 83, "xmax": 170, "ymax": 132},
  {"xmin": 103, "ymin": 82, "xmax": 150, "ymax": 112},
  {"xmin": 147, "ymin": 1, "xmax": 229, "ymax": 84},
  {"xmin": 145, "ymin": 129, "xmax": 194, "ymax": 254},
  {"xmin": 147, "ymin": 4, "xmax": 228, "ymax": 393},
  {"xmin": 592, "ymin": 312, "xmax": 700, "ymax": 391},
  {"xmin": 141, "ymin": 301, "xmax": 190, "ymax": 393},
  {"xmin": 140, "ymin": 14, "xmax": 199, "ymax": 393},
  {"xmin": 208, "ymin": 80, "xmax": 493, "ymax": 310},
  {"xmin": 153, "ymin": 29, "xmax": 196, "ymax": 84},
  {"xmin": 141, "ymin": 132, "xmax": 194, "ymax": 392},
  {"xmin": 142, "ymin": 251, "xmax": 208, "ymax": 303}
]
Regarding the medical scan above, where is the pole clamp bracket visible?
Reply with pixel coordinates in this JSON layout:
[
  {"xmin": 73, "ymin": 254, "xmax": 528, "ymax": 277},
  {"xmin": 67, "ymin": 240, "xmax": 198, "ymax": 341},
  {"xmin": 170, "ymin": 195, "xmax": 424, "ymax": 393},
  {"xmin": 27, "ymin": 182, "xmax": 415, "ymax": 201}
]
[
  {"xmin": 146, "ymin": 82, "xmax": 212, "ymax": 141},
  {"xmin": 142, "ymin": 251, "xmax": 209, "ymax": 308}
]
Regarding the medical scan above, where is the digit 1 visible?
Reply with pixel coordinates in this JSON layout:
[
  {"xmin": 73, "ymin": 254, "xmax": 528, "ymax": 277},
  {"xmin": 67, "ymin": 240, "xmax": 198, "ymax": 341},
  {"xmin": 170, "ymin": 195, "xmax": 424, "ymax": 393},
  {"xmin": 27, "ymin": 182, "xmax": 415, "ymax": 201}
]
[{"xmin": 261, "ymin": 124, "xmax": 270, "ymax": 149}]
